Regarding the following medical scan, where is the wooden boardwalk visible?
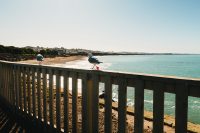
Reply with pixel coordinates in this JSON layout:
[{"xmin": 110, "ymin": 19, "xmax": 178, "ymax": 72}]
[{"xmin": 0, "ymin": 107, "xmax": 26, "ymax": 133}]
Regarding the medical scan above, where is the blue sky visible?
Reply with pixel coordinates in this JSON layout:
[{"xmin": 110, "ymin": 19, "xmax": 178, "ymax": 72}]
[{"xmin": 0, "ymin": 0, "xmax": 200, "ymax": 53}]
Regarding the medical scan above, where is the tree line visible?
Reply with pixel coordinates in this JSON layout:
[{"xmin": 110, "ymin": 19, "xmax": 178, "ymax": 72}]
[{"xmin": 0, "ymin": 45, "xmax": 58, "ymax": 56}]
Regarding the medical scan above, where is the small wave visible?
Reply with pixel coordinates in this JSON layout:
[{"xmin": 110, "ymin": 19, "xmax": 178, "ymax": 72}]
[
  {"xmin": 193, "ymin": 100, "xmax": 200, "ymax": 104},
  {"xmin": 127, "ymin": 102, "xmax": 134, "ymax": 106},
  {"xmin": 171, "ymin": 106, "xmax": 175, "ymax": 109},
  {"xmin": 57, "ymin": 58, "xmax": 112, "ymax": 70},
  {"xmin": 191, "ymin": 105, "xmax": 200, "ymax": 109},
  {"xmin": 144, "ymin": 100, "xmax": 153, "ymax": 104}
]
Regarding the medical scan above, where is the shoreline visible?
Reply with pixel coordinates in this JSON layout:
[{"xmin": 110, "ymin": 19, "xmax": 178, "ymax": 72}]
[{"xmin": 18, "ymin": 55, "xmax": 86, "ymax": 65}]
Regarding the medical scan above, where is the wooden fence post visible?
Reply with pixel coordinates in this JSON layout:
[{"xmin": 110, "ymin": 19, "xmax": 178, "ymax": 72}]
[{"xmin": 82, "ymin": 73, "xmax": 94, "ymax": 133}]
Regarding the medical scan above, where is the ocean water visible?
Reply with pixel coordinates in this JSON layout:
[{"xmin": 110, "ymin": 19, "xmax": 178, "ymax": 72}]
[{"xmin": 62, "ymin": 55, "xmax": 200, "ymax": 124}]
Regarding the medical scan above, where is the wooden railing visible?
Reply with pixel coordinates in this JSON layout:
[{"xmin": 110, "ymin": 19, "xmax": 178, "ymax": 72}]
[{"xmin": 0, "ymin": 60, "xmax": 200, "ymax": 133}]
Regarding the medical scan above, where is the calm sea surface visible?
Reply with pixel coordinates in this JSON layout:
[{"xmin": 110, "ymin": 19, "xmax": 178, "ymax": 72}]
[
  {"xmin": 63, "ymin": 55, "xmax": 200, "ymax": 124},
  {"xmin": 97, "ymin": 55, "xmax": 200, "ymax": 124}
]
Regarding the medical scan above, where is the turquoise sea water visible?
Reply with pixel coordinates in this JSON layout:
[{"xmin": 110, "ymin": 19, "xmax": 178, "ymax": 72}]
[{"xmin": 97, "ymin": 55, "xmax": 200, "ymax": 124}]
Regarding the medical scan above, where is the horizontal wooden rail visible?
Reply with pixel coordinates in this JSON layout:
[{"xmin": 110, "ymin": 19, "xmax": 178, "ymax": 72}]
[{"xmin": 0, "ymin": 60, "xmax": 200, "ymax": 133}]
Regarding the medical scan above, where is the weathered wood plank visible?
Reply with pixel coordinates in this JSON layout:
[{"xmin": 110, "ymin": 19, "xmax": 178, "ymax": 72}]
[
  {"xmin": 18, "ymin": 66, "xmax": 22, "ymax": 110},
  {"xmin": 82, "ymin": 73, "xmax": 92, "ymax": 133},
  {"xmin": 56, "ymin": 70, "xmax": 61, "ymax": 132},
  {"xmin": 31, "ymin": 67, "xmax": 36, "ymax": 117},
  {"xmin": 42, "ymin": 68, "xmax": 47, "ymax": 124},
  {"xmin": 118, "ymin": 78, "xmax": 127, "ymax": 133},
  {"xmin": 7, "ymin": 65, "xmax": 10, "ymax": 102},
  {"xmin": 175, "ymin": 83, "xmax": 188, "ymax": 133},
  {"xmin": 134, "ymin": 79, "xmax": 144, "ymax": 133},
  {"xmin": 63, "ymin": 72, "xmax": 69, "ymax": 133},
  {"xmin": 104, "ymin": 75, "xmax": 112, "ymax": 133},
  {"xmin": 15, "ymin": 65, "xmax": 19, "ymax": 107},
  {"xmin": 72, "ymin": 72, "xmax": 78, "ymax": 133},
  {"xmin": 23, "ymin": 67, "xmax": 27, "ymax": 112},
  {"xmin": 12, "ymin": 66, "xmax": 16, "ymax": 106},
  {"xmin": 49, "ymin": 69, "xmax": 54, "ymax": 127},
  {"xmin": 10, "ymin": 66, "xmax": 13, "ymax": 103},
  {"xmin": 0, "ymin": 64, "xmax": 2, "ymax": 95},
  {"xmin": 37, "ymin": 68, "xmax": 41, "ymax": 119},
  {"xmin": 153, "ymin": 82, "xmax": 164, "ymax": 133},
  {"xmin": 5, "ymin": 65, "xmax": 8, "ymax": 100},
  {"xmin": 82, "ymin": 73, "xmax": 87, "ymax": 132},
  {"xmin": 92, "ymin": 74, "xmax": 99, "ymax": 133},
  {"xmin": 27, "ymin": 67, "xmax": 31, "ymax": 114}
]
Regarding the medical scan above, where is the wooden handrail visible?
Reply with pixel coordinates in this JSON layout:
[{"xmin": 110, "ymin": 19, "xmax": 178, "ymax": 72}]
[{"xmin": 0, "ymin": 60, "xmax": 200, "ymax": 133}]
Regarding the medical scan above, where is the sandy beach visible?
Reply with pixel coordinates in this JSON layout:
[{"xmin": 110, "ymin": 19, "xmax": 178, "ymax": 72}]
[
  {"xmin": 19, "ymin": 55, "xmax": 86, "ymax": 65},
  {"xmin": 21, "ymin": 56, "xmax": 200, "ymax": 133}
]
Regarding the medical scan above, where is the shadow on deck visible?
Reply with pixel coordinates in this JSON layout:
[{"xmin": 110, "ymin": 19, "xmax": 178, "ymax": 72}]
[{"xmin": 0, "ymin": 107, "xmax": 26, "ymax": 133}]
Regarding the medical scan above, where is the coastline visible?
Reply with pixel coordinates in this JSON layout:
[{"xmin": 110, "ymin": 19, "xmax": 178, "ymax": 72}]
[{"xmin": 20, "ymin": 56, "xmax": 200, "ymax": 132}]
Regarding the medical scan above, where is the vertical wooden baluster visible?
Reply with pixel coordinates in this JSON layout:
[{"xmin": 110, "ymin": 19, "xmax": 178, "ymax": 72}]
[
  {"xmin": 8, "ymin": 65, "xmax": 13, "ymax": 105},
  {"xmin": 82, "ymin": 73, "xmax": 93, "ymax": 133},
  {"xmin": 1, "ymin": 64, "xmax": 3, "ymax": 95},
  {"xmin": 64, "ymin": 71, "xmax": 69, "ymax": 133},
  {"xmin": 5, "ymin": 64, "xmax": 7, "ymax": 99},
  {"xmin": 19, "ymin": 66, "xmax": 22, "ymax": 110},
  {"xmin": 2, "ymin": 64, "xmax": 5, "ymax": 96},
  {"xmin": 153, "ymin": 82, "xmax": 164, "ymax": 133},
  {"xmin": 27, "ymin": 67, "xmax": 31, "ymax": 114},
  {"xmin": 15, "ymin": 65, "xmax": 19, "ymax": 108},
  {"xmin": 92, "ymin": 74, "xmax": 99, "ymax": 133},
  {"xmin": 4, "ymin": 65, "xmax": 6, "ymax": 98},
  {"xmin": 42, "ymin": 68, "xmax": 47, "ymax": 125},
  {"xmin": 0, "ymin": 64, "xmax": 1, "ymax": 95},
  {"xmin": 11, "ymin": 65, "xmax": 16, "ymax": 106},
  {"xmin": 118, "ymin": 78, "xmax": 127, "ymax": 133},
  {"xmin": 7, "ymin": 65, "xmax": 10, "ymax": 102},
  {"xmin": 1, "ymin": 64, "xmax": 3, "ymax": 96},
  {"xmin": 6, "ymin": 65, "xmax": 9, "ymax": 101},
  {"xmin": 8, "ymin": 65, "xmax": 11, "ymax": 102},
  {"xmin": 104, "ymin": 75, "xmax": 112, "ymax": 133},
  {"xmin": 0, "ymin": 64, "xmax": 2, "ymax": 95},
  {"xmin": 153, "ymin": 83, "xmax": 164, "ymax": 133},
  {"xmin": 11, "ymin": 65, "xmax": 14, "ymax": 104},
  {"xmin": 72, "ymin": 72, "xmax": 78, "ymax": 133},
  {"xmin": 32, "ymin": 67, "xmax": 36, "ymax": 117},
  {"xmin": 56, "ymin": 70, "xmax": 61, "ymax": 132},
  {"xmin": 4, "ymin": 64, "xmax": 6, "ymax": 99},
  {"xmin": 82, "ymin": 73, "xmax": 87, "ymax": 133},
  {"xmin": 5, "ymin": 65, "xmax": 8, "ymax": 100},
  {"xmin": 2, "ymin": 64, "xmax": 4, "ymax": 95},
  {"xmin": 3, "ymin": 64, "xmax": 5, "ymax": 97},
  {"xmin": 175, "ymin": 83, "xmax": 188, "ymax": 133},
  {"xmin": 49, "ymin": 69, "xmax": 54, "ymax": 128},
  {"xmin": 2, "ymin": 64, "xmax": 5, "ymax": 97},
  {"xmin": 37, "ymin": 68, "xmax": 41, "ymax": 119},
  {"xmin": 7, "ymin": 65, "xmax": 9, "ymax": 101},
  {"xmin": 10, "ymin": 65, "xmax": 13, "ymax": 103},
  {"xmin": 12, "ymin": 65, "xmax": 15, "ymax": 106},
  {"xmin": 134, "ymin": 79, "xmax": 144, "ymax": 133},
  {"xmin": 23, "ymin": 67, "xmax": 27, "ymax": 112}
]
